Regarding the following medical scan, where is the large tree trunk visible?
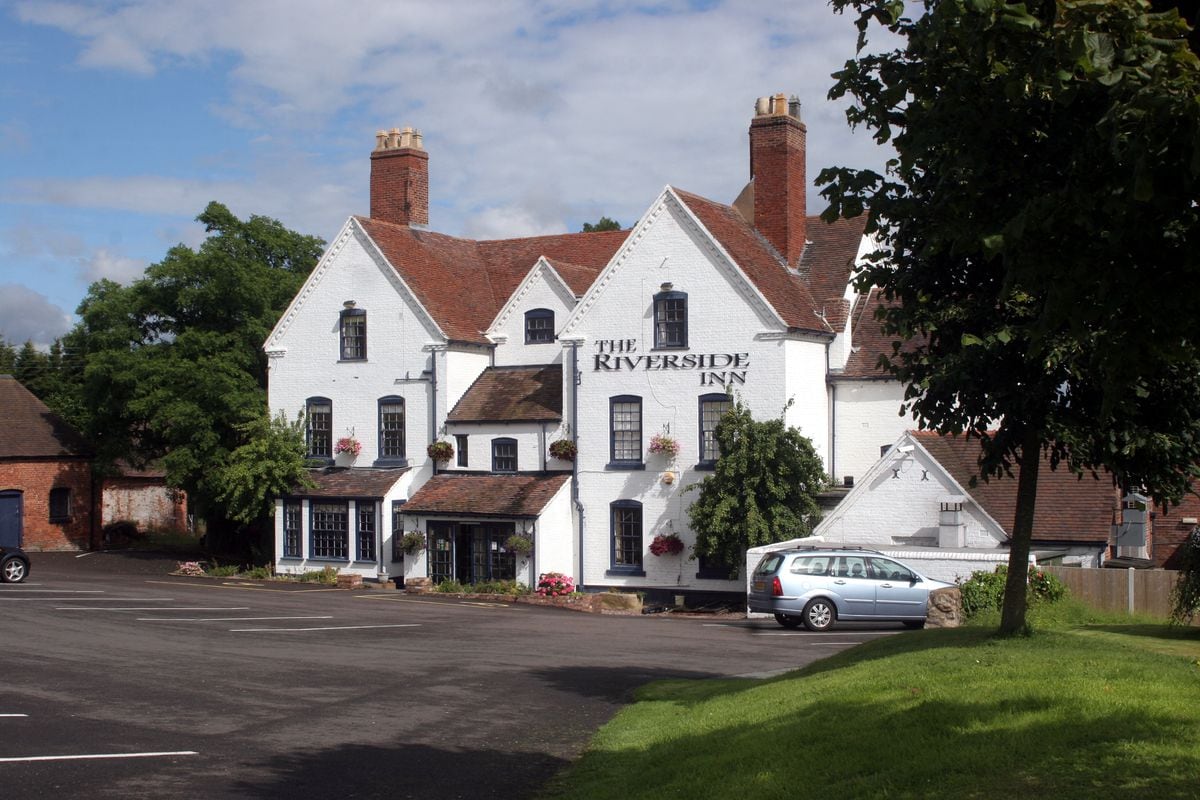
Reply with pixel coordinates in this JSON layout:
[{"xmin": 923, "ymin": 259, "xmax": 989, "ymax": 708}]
[{"xmin": 999, "ymin": 428, "xmax": 1042, "ymax": 635}]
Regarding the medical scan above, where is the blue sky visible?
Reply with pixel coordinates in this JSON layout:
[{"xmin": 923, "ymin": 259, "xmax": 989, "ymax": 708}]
[{"xmin": 0, "ymin": 0, "xmax": 891, "ymax": 348}]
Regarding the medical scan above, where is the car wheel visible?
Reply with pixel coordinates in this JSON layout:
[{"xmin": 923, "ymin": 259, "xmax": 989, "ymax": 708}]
[
  {"xmin": 1, "ymin": 556, "xmax": 27, "ymax": 583},
  {"xmin": 903, "ymin": 620, "xmax": 926, "ymax": 629},
  {"xmin": 802, "ymin": 598, "xmax": 836, "ymax": 632},
  {"xmin": 774, "ymin": 613, "xmax": 802, "ymax": 629}
]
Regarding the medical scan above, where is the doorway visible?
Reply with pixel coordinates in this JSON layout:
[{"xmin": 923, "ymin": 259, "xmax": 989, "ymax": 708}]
[{"xmin": 0, "ymin": 491, "xmax": 22, "ymax": 548}]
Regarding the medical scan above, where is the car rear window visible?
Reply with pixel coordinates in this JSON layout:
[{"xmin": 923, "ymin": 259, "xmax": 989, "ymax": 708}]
[
  {"xmin": 789, "ymin": 556, "xmax": 830, "ymax": 576},
  {"xmin": 753, "ymin": 554, "xmax": 784, "ymax": 576}
]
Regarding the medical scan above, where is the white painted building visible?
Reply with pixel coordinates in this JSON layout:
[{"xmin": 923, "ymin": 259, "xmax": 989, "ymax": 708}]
[{"xmin": 265, "ymin": 96, "xmax": 939, "ymax": 599}]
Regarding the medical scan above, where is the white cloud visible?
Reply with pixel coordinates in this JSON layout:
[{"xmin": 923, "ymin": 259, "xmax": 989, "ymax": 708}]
[
  {"xmin": 0, "ymin": 283, "xmax": 73, "ymax": 347},
  {"xmin": 80, "ymin": 247, "xmax": 143, "ymax": 284}
]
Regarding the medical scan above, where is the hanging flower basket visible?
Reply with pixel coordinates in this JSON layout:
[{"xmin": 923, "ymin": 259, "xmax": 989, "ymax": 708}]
[
  {"xmin": 649, "ymin": 532, "xmax": 685, "ymax": 557},
  {"xmin": 648, "ymin": 433, "xmax": 680, "ymax": 460},
  {"xmin": 427, "ymin": 440, "xmax": 454, "ymax": 463},
  {"xmin": 334, "ymin": 437, "xmax": 362, "ymax": 457},
  {"xmin": 505, "ymin": 533, "xmax": 534, "ymax": 556},
  {"xmin": 400, "ymin": 530, "xmax": 426, "ymax": 555},
  {"xmin": 548, "ymin": 439, "xmax": 577, "ymax": 461}
]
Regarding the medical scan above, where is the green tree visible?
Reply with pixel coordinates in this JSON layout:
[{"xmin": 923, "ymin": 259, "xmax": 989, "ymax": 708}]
[
  {"xmin": 581, "ymin": 216, "xmax": 622, "ymax": 232},
  {"xmin": 687, "ymin": 398, "xmax": 826, "ymax": 573},
  {"xmin": 72, "ymin": 202, "xmax": 324, "ymax": 538},
  {"xmin": 216, "ymin": 412, "xmax": 314, "ymax": 525},
  {"xmin": 820, "ymin": 0, "xmax": 1200, "ymax": 634}
]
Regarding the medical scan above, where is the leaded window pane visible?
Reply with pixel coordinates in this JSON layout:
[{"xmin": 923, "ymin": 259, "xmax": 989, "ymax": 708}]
[
  {"xmin": 525, "ymin": 310, "xmax": 554, "ymax": 344},
  {"xmin": 307, "ymin": 400, "xmax": 332, "ymax": 458},
  {"xmin": 358, "ymin": 503, "xmax": 376, "ymax": 562},
  {"xmin": 283, "ymin": 502, "xmax": 301, "ymax": 558},
  {"xmin": 611, "ymin": 400, "xmax": 641, "ymax": 462},
  {"xmin": 493, "ymin": 439, "xmax": 517, "ymax": 473},
  {"xmin": 613, "ymin": 505, "xmax": 642, "ymax": 568},
  {"xmin": 654, "ymin": 296, "xmax": 687, "ymax": 348},
  {"xmin": 310, "ymin": 501, "xmax": 348, "ymax": 559},
  {"xmin": 341, "ymin": 312, "xmax": 366, "ymax": 360},
  {"xmin": 700, "ymin": 397, "xmax": 732, "ymax": 462},
  {"xmin": 380, "ymin": 400, "xmax": 405, "ymax": 458}
]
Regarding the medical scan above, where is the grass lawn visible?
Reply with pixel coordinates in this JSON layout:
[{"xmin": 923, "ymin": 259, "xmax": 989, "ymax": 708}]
[{"xmin": 539, "ymin": 603, "xmax": 1200, "ymax": 800}]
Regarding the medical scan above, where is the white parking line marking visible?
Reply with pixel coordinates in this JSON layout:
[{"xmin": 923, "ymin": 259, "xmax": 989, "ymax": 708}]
[
  {"xmin": 137, "ymin": 615, "xmax": 334, "ymax": 622},
  {"xmin": 0, "ymin": 589, "xmax": 103, "ymax": 593},
  {"xmin": 57, "ymin": 607, "xmax": 251, "ymax": 612},
  {"xmin": 146, "ymin": 580, "xmax": 342, "ymax": 593},
  {"xmin": 355, "ymin": 595, "xmax": 517, "ymax": 610},
  {"xmin": 4, "ymin": 597, "xmax": 176, "ymax": 602},
  {"xmin": 0, "ymin": 714, "xmax": 28, "ymax": 718},
  {"xmin": 230, "ymin": 623, "xmax": 421, "ymax": 632},
  {"xmin": 751, "ymin": 633, "xmax": 900, "ymax": 639},
  {"xmin": 0, "ymin": 751, "xmax": 198, "ymax": 763}
]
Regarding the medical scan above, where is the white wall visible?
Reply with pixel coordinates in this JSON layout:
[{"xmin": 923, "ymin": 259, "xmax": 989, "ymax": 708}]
[
  {"xmin": 534, "ymin": 481, "xmax": 576, "ymax": 578},
  {"xmin": 831, "ymin": 379, "xmax": 909, "ymax": 486},
  {"xmin": 440, "ymin": 422, "xmax": 568, "ymax": 473},
  {"xmin": 490, "ymin": 264, "xmax": 576, "ymax": 367}
]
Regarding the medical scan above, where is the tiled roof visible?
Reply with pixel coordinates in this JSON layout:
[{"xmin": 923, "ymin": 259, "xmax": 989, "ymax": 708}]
[
  {"xmin": 356, "ymin": 216, "xmax": 625, "ymax": 344},
  {"xmin": 914, "ymin": 431, "xmax": 1116, "ymax": 543},
  {"xmin": 447, "ymin": 365, "xmax": 562, "ymax": 423},
  {"xmin": 803, "ymin": 215, "xmax": 868, "ymax": 331},
  {"xmin": 839, "ymin": 289, "xmax": 901, "ymax": 379},
  {"xmin": 402, "ymin": 473, "xmax": 571, "ymax": 517},
  {"xmin": 0, "ymin": 375, "xmax": 91, "ymax": 459},
  {"xmin": 289, "ymin": 467, "xmax": 410, "ymax": 499}
]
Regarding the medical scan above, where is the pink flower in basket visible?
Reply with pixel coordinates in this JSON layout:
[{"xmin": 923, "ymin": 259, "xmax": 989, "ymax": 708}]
[
  {"xmin": 334, "ymin": 437, "xmax": 362, "ymax": 457},
  {"xmin": 648, "ymin": 433, "xmax": 680, "ymax": 459}
]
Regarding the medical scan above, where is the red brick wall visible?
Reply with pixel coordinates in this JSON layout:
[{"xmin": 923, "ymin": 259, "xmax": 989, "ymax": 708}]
[
  {"xmin": 370, "ymin": 147, "xmax": 429, "ymax": 227},
  {"xmin": 1153, "ymin": 489, "xmax": 1200, "ymax": 569},
  {"xmin": 750, "ymin": 112, "xmax": 807, "ymax": 266},
  {"xmin": 0, "ymin": 459, "xmax": 94, "ymax": 550}
]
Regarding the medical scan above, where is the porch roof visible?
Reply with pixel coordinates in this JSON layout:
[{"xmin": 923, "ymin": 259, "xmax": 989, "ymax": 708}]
[
  {"xmin": 289, "ymin": 466, "xmax": 410, "ymax": 499},
  {"xmin": 402, "ymin": 473, "xmax": 570, "ymax": 518}
]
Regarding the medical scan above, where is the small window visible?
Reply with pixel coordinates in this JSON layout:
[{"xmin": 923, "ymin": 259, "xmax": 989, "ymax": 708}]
[
  {"xmin": 455, "ymin": 434, "xmax": 469, "ymax": 467},
  {"xmin": 357, "ymin": 502, "xmax": 377, "ymax": 562},
  {"xmin": 306, "ymin": 397, "xmax": 333, "ymax": 460},
  {"xmin": 653, "ymin": 290, "xmax": 687, "ymax": 349},
  {"xmin": 698, "ymin": 393, "xmax": 732, "ymax": 467},
  {"xmin": 492, "ymin": 438, "xmax": 517, "ymax": 473},
  {"xmin": 340, "ymin": 307, "xmax": 366, "ymax": 360},
  {"xmin": 610, "ymin": 500, "xmax": 644, "ymax": 574},
  {"xmin": 391, "ymin": 500, "xmax": 406, "ymax": 562},
  {"xmin": 609, "ymin": 395, "xmax": 642, "ymax": 468},
  {"xmin": 378, "ymin": 396, "xmax": 406, "ymax": 464},
  {"xmin": 49, "ymin": 487, "xmax": 71, "ymax": 522},
  {"xmin": 282, "ymin": 502, "xmax": 302, "ymax": 558},
  {"xmin": 524, "ymin": 308, "xmax": 555, "ymax": 344}
]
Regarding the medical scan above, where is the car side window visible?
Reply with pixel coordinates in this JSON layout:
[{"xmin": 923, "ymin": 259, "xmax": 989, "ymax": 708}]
[
  {"xmin": 832, "ymin": 555, "xmax": 870, "ymax": 579},
  {"xmin": 869, "ymin": 558, "xmax": 915, "ymax": 582},
  {"xmin": 789, "ymin": 556, "xmax": 829, "ymax": 575}
]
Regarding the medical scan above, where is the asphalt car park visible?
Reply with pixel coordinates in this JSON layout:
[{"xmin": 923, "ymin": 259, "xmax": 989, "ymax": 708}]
[{"xmin": 1, "ymin": 552, "xmax": 906, "ymax": 799}]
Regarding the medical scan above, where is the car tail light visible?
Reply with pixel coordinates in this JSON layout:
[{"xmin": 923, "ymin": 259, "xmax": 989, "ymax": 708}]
[{"xmin": 772, "ymin": 577, "xmax": 783, "ymax": 596}]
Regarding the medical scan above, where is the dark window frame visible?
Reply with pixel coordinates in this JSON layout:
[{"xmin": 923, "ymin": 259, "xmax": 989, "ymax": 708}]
[
  {"xmin": 608, "ymin": 395, "xmax": 644, "ymax": 469},
  {"xmin": 455, "ymin": 434, "xmax": 469, "ymax": 468},
  {"xmin": 607, "ymin": 500, "xmax": 645, "ymax": 576},
  {"xmin": 524, "ymin": 308, "xmax": 555, "ymax": 345},
  {"xmin": 492, "ymin": 437, "xmax": 518, "ymax": 473},
  {"xmin": 282, "ymin": 501, "xmax": 302, "ymax": 558},
  {"xmin": 376, "ymin": 396, "xmax": 407, "ymax": 466},
  {"xmin": 48, "ymin": 487, "xmax": 71, "ymax": 522},
  {"xmin": 340, "ymin": 307, "xmax": 367, "ymax": 361},
  {"xmin": 305, "ymin": 396, "xmax": 333, "ymax": 462},
  {"xmin": 390, "ymin": 500, "xmax": 406, "ymax": 563},
  {"xmin": 652, "ymin": 290, "xmax": 688, "ymax": 349},
  {"xmin": 309, "ymin": 500, "xmax": 349, "ymax": 561},
  {"xmin": 697, "ymin": 393, "xmax": 733, "ymax": 469},
  {"xmin": 357, "ymin": 501, "xmax": 377, "ymax": 562}
]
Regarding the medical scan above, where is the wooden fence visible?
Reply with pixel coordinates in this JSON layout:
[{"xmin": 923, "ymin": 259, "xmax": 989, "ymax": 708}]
[{"xmin": 1041, "ymin": 566, "xmax": 1196, "ymax": 624}]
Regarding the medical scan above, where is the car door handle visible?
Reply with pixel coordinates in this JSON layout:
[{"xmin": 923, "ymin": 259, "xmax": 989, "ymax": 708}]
[{"xmin": 834, "ymin": 579, "xmax": 847, "ymax": 585}]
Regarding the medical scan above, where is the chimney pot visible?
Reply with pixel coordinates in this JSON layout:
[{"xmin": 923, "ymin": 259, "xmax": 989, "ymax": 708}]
[{"xmin": 370, "ymin": 124, "xmax": 430, "ymax": 227}]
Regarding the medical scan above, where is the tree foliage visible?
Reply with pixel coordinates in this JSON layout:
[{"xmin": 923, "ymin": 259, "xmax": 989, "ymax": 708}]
[
  {"xmin": 70, "ymin": 202, "xmax": 323, "ymax": 531},
  {"xmin": 820, "ymin": 0, "xmax": 1200, "ymax": 633},
  {"xmin": 216, "ymin": 412, "xmax": 315, "ymax": 525},
  {"xmin": 1171, "ymin": 526, "xmax": 1200, "ymax": 622},
  {"xmin": 581, "ymin": 216, "xmax": 622, "ymax": 232},
  {"xmin": 687, "ymin": 398, "xmax": 826, "ymax": 572}
]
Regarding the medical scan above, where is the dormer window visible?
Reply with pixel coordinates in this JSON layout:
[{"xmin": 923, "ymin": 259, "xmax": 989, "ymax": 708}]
[
  {"xmin": 524, "ymin": 308, "xmax": 554, "ymax": 344},
  {"xmin": 653, "ymin": 288, "xmax": 687, "ymax": 349},
  {"xmin": 492, "ymin": 438, "xmax": 518, "ymax": 473},
  {"xmin": 340, "ymin": 303, "xmax": 366, "ymax": 361}
]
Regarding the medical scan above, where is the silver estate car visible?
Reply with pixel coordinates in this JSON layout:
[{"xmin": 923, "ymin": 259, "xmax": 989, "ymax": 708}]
[{"xmin": 748, "ymin": 547, "xmax": 953, "ymax": 631}]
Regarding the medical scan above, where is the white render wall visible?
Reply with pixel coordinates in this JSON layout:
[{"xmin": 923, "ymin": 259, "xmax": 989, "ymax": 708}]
[
  {"xmin": 831, "ymin": 379, "xmax": 910, "ymax": 486},
  {"xmin": 489, "ymin": 264, "xmax": 576, "ymax": 367},
  {"xmin": 567, "ymin": 194, "xmax": 815, "ymax": 591},
  {"xmin": 439, "ymin": 422, "xmax": 568, "ymax": 473},
  {"xmin": 534, "ymin": 481, "xmax": 576, "ymax": 578},
  {"xmin": 782, "ymin": 336, "xmax": 832, "ymax": 470},
  {"xmin": 815, "ymin": 445, "xmax": 1006, "ymax": 550}
]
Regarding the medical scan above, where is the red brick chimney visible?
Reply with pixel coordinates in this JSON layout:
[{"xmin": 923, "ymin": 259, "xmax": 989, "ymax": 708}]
[
  {"xmin": 749, "ymin": 93, "xmax": 807, "ymax": 265},
  {"xmin": 370, "ymin": 126, "xmax": 429, "ymax": 227}
]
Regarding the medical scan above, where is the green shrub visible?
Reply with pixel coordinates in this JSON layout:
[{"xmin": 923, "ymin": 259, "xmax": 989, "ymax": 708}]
[
  {"xmin": 244, "ymin": 566, "xmax": 273, "ymax": 579},
  {"xmin": 1171, "ymin": 526, "xmax": 1200, "ymax": 623},
  {"xmin": 207, "ymin": 563, "xmax": 241, "ymax": 577},
  {"xmin": 469, "ymin": 579, "xmax": 531, "ymax": 596},
  {"xmin": 435, "ymin": 579, "xmax": 465, "ymax": 593},
  {"xmin": 298, "ymin": 566, "xmax": 338, "ymax": 585},
  {"xmin": 958, "ymin": 564, "xmax": 1068, "ymax": 618}
]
